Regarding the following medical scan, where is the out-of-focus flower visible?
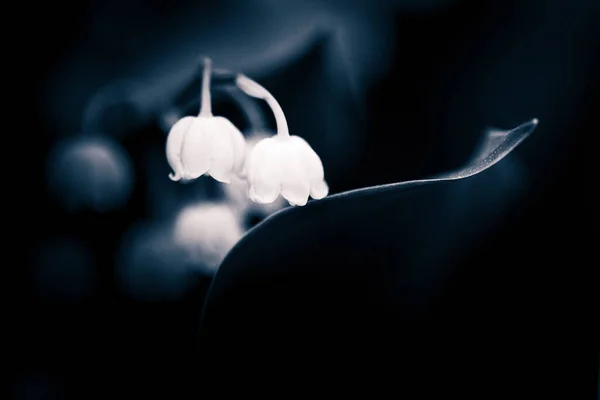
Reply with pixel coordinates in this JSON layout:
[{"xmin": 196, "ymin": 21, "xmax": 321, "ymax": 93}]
[
  {"xmin": 116, "ymin": 221, "xmax": 193, "ymax": 301},
  {"xmin": 116, "ymin": 203, "xmax": 243, "ymax": 300},
  {"xmin": 173, "ymin": 202, "xmax": 244, "ymax": 274},
  {"xmin": 46, "ymin": 135, "xmax": 134, "ymax": 213},
  {"xmin": 166, "ymin": 59, "xmax": 246, "ymax": 183},
  {"xmin": 236, "ymin": 74, "xmax": 328, "ymax": 206}
]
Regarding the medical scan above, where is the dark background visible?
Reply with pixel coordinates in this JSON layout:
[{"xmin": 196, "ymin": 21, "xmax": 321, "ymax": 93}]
[{"xmin": 11, "ymin": 0, "xmax": 598, "ymax": 398}]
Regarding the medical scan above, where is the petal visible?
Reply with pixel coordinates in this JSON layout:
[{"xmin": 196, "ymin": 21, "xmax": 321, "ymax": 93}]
[
  {"xmin": 165, "ymin": 116, "xmax": 195, "ymax": 181},
  {"xmin": 240, "ymin": 133, "xmax": 271, "ymax": 178},
  {"xmin": 310, "ymin": 180, "xmax": 329, "ymax": 200},
  {"xmin": 205, "ymin": 118, "xmax": 236, "ymax": 183},
  {"xmin": 289, "ymin": 136, "xmax": 324, "ymax": 176},
  {"xmin": 247, "ymin": 137, "xmax": 281, "ymax": 183},
  {"xmin": 247, "ymin": 137, "xmax": 283, "ymax": 203},
  {"xmin": 280, "ymin": 148, "xmax": 311, "ymax": 206},
  {"xmin": 208, "ymin": 164, "xmax": 233, "ymax": 183},
  {"xmin": 302, "ymin": 144, "xmax": 325, "ymax": 181},
  {"xmin": 249, "ymin": 182, "xmax": 280, "ymax": 204},
  {"xmin": 209, "ymin": 117, "xmax": 247, "ymax": 182},
  {"xmin": 181, "ymin": 117, "xmax": 212, "ymax": 179},
  {"xmin": 289, "ymin": 135, "xmax": 327, "ymax": 200}
]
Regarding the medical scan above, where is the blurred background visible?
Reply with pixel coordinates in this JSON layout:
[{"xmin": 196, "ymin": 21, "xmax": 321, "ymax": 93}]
[{"xmin": 12, "ymin": 0, "xmax": 598, "ymax": 397}]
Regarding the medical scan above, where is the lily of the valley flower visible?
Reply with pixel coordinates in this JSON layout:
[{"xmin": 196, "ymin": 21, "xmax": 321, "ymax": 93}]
[
  {"xmin": 166, "ymin": 58, "xmax": 246, "ymax": 183},
  {"xmin": 224, "ymin": 134, "xmax": 287, "ymax": 212},
  {"xmin": 236, "ymin": 74, "xmax": 329, "ymax": 206}
]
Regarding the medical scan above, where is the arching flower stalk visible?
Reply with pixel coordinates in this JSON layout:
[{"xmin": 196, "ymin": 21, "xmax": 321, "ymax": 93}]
[
  {"xmin": 166, "ymin": 58, "xmax": 246, "ymax": 183},
  {"xmin": 236, "ymin": 74, "xmax": 329, "ymax": 206}
]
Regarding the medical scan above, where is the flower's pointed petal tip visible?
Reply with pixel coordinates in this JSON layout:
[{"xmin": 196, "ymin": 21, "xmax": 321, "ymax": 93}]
[
  {"xmin": 249, "ymin": 185, "xmax": 280, "ymax": 204},
  {"xmin": 281, "ymin": 182, "xmax": 309, "ymax": 205},
  {"xmin": 208, "ymin": 165, "xmax": 233, "ymax": 184},
  {"xmin": 210, "ymin": 173, "xmax": 231, "ymax": 184},
  {"xmin": 249, "ymin": 194, "xmax": 278, "ymax": 205},
  {"xmin": 283, "ymin": 194, "xmax": 308, "ymax": 207},
  {"xmin": 169, "ymin": 172, "xmax": 182, "ymax": 182},
  {"xmin": 310, "ymin": 181, "xmax": 329, "ymax": 200},
  {"xmin": 181, "ymin": 171, "xmax": 204, "ymax": 181},
  {"xmin": 280, "ymin": 181, "xmax": 310, "ymax": 206}
]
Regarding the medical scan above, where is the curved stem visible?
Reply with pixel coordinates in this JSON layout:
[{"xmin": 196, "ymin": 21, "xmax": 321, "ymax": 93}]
[
  {"xmin": 199, "ymin": 58, "xmax": 212, "ymax": 117},
  {"xmin": 265, "ymin": 95, "xmax": 289, "ymax": 137},
  {"xmin": 236, "ymin": 74, "xmax": 289, "ymax": 137}
]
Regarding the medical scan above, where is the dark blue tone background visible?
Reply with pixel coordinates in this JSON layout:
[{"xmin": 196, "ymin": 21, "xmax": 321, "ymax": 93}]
[{"xmin": 12, "ymin": 0, "xmax": 598, "ymax": 397}]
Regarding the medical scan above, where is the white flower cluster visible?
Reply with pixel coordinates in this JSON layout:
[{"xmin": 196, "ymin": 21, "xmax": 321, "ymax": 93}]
[{"xmin": 166, "ymin": 58, "xmax": 328, "ymax": 206}]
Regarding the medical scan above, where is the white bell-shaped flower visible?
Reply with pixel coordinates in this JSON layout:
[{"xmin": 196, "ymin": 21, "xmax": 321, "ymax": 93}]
[
  {"xmin": 245, "ymin": 135, "xmax": 328, "ymax": 206},
  {"xmin": 236, "ymin": 75, "xmax": 329, "ymax": 206},
  {"xmin": 166, "ymin": 58, "xmax": 246, "ymax": 183},
  {"xmin": 223, "ymin": 133, "xmax": 288, "ymax": 214}
]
